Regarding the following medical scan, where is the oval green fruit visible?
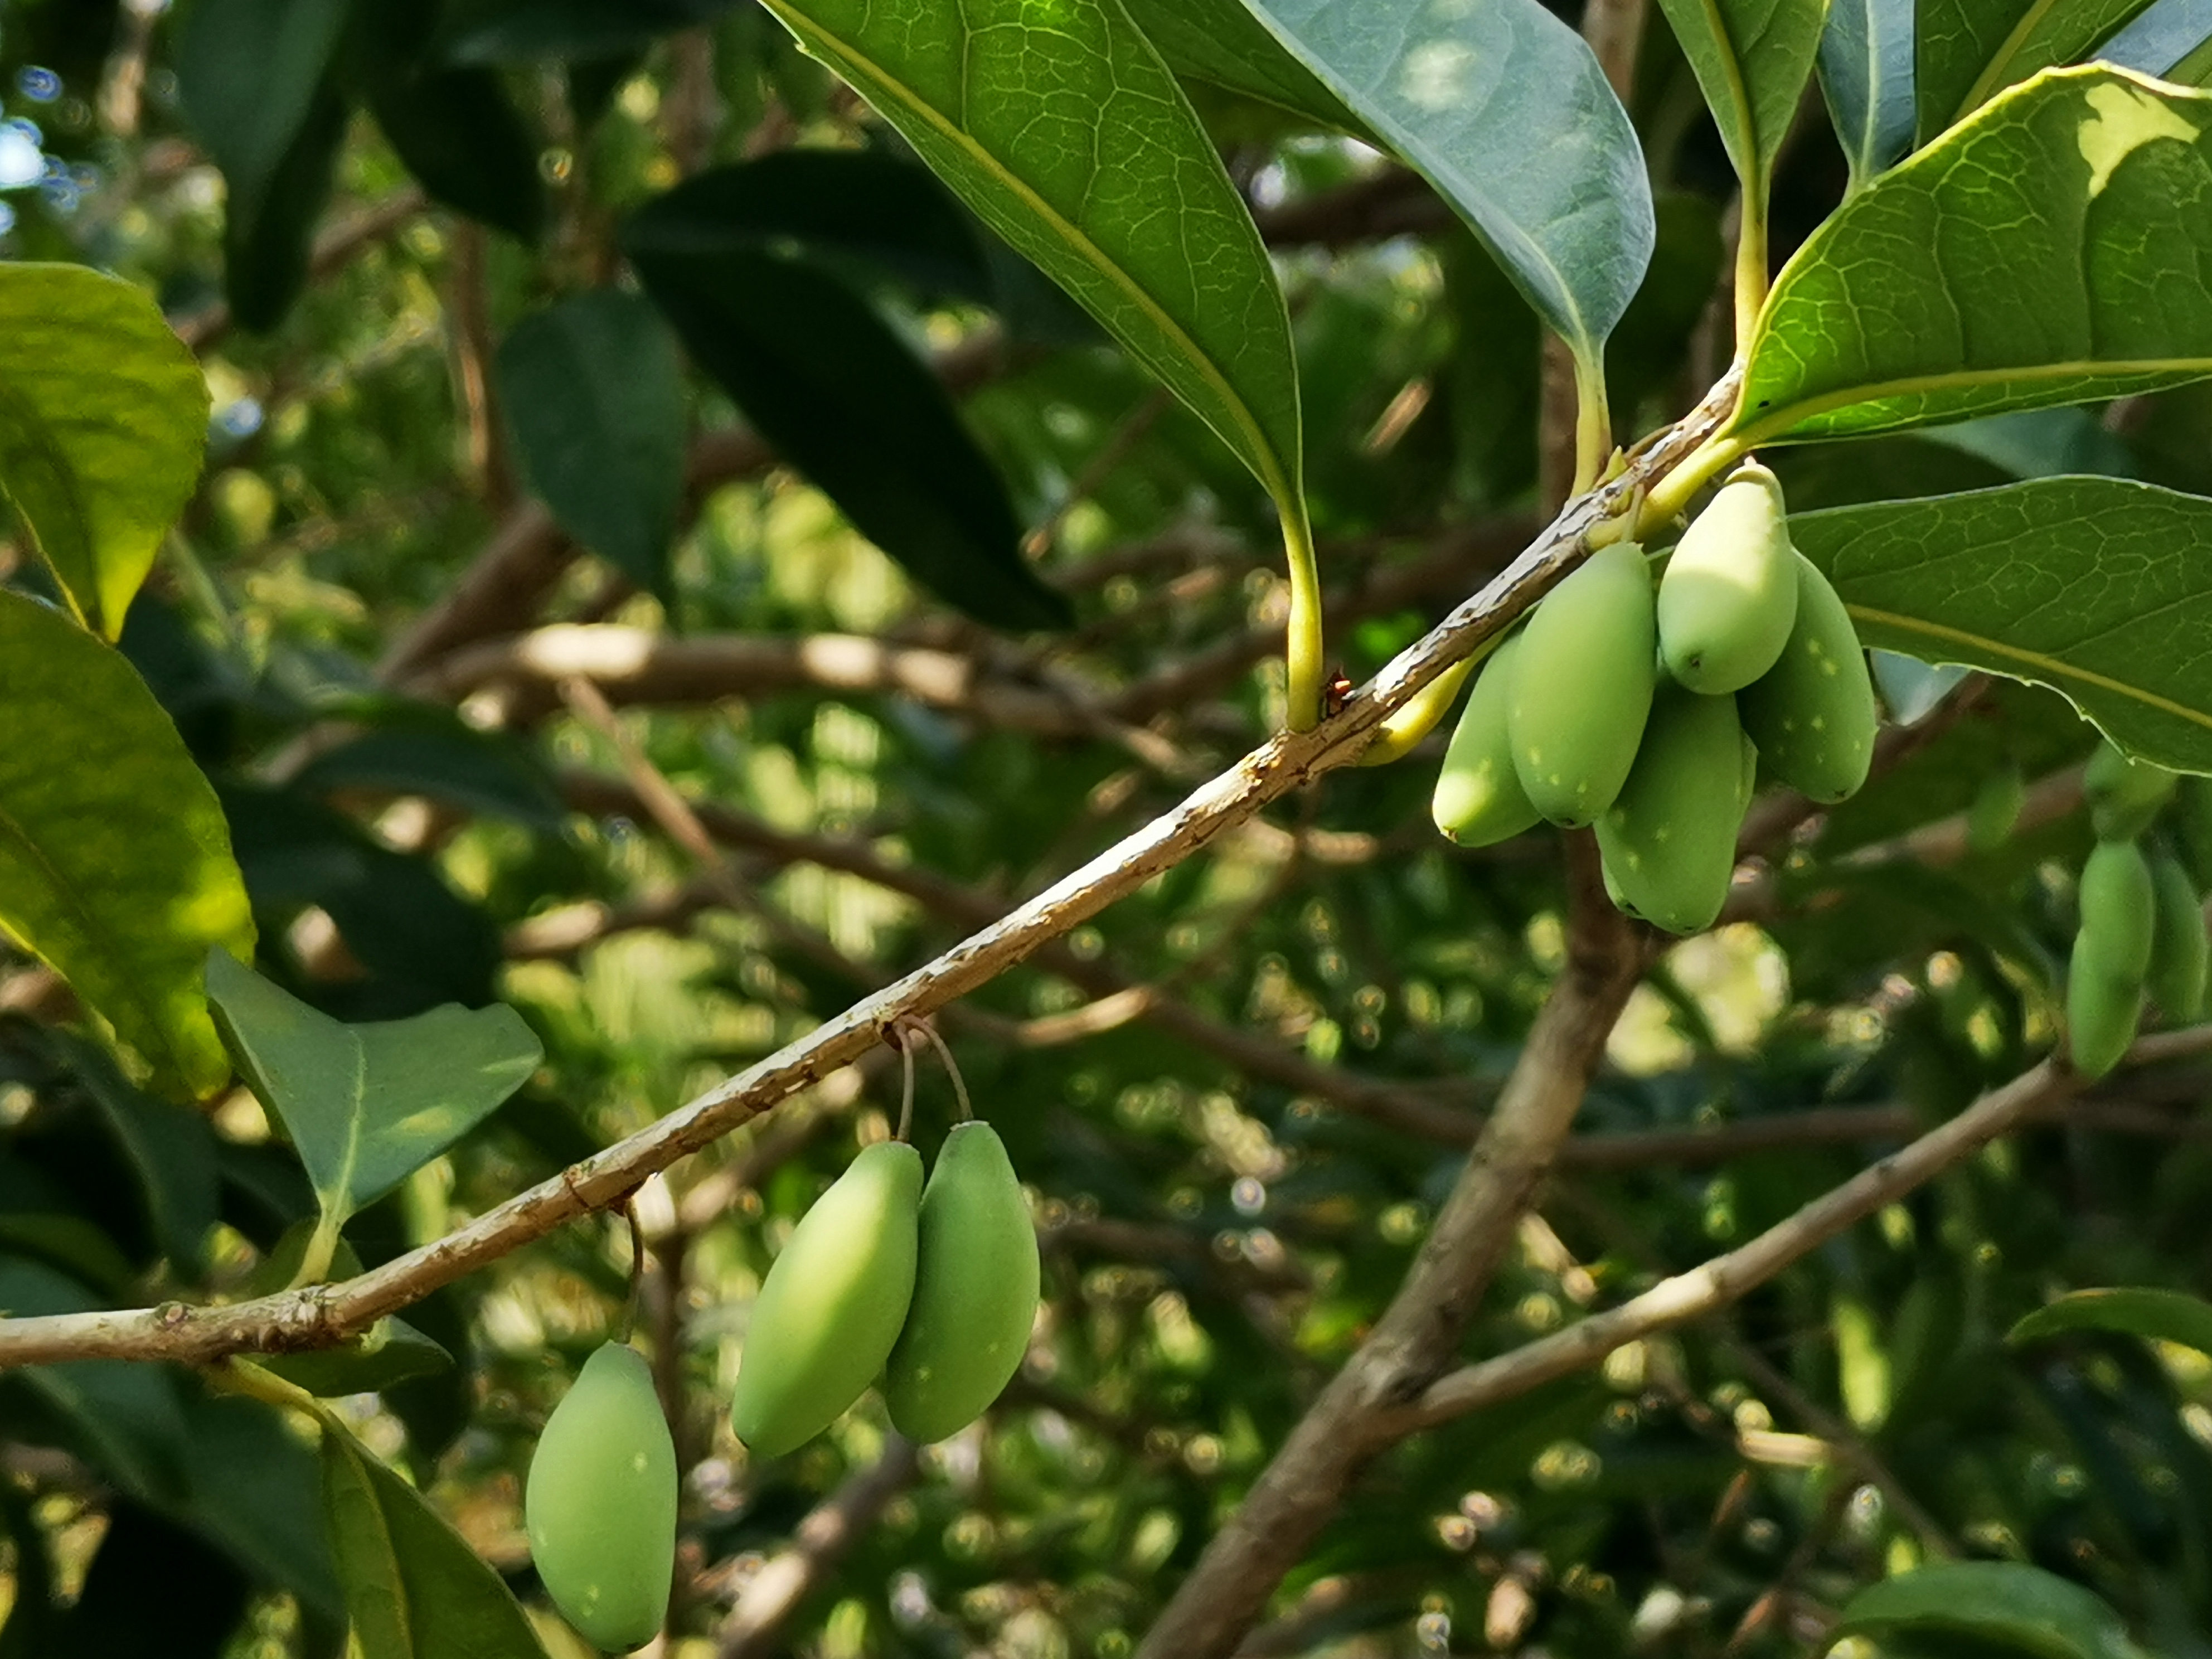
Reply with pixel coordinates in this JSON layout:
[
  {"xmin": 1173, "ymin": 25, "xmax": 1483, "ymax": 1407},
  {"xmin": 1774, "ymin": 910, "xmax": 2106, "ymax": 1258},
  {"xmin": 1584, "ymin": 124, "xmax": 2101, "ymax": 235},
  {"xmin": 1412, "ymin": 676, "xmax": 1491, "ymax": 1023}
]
[
  {"xmin": 730, "ymin": 1139, "xmax": 921, "ymax": 1456},
  {"xmin": 1507, "ymin": 540, "xmax": 1657, "ymax": 826},
  {"xmin": 1432, "ymin": 633, "xmax": 1540, "ymax": 847},
  {"xmin": 2079, "ymin": 837, "xmax": 2156, "ymax": 983},
  {"xmin": 1736, "ymin": 554, "xmax": 1877, "ymax": 803},
  {"xmin": 2147, "ymin": 847, "xmax": 2208, "ymax": 1022},
  {"xmin": 1657, "ymin": 462, "xmax": 1799, "ymax": 693},
  {"xmin": 525, "ymin": 1342, "xmax": 677, "ymax": 1652},
  {"xmin": 2068, "ymin": 932, "xmax": 2146, "ymax": 1080},
  {"xmin": 2083, "ymin": 740, "xmax": 2176, "ymax": 841},
  {"xmin": 1595, "ymin": 685, "xmax": 1753, "ymax": 934},
  {"xmin": 1966, "ymin": 764, "xmax": 2026, "ymax": 853},
  {"xmin": 885, "ymin": 1121, "xmax": 1041, "ymax": 1443}
]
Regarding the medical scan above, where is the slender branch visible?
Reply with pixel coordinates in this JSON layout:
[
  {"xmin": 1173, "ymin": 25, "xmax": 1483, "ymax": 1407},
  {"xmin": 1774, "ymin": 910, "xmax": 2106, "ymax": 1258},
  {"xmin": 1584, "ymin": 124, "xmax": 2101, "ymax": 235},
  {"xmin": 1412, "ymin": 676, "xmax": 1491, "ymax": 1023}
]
[{"xmin": 0, "ymin": 367, "xmax": 1738, "ymax": 1371}]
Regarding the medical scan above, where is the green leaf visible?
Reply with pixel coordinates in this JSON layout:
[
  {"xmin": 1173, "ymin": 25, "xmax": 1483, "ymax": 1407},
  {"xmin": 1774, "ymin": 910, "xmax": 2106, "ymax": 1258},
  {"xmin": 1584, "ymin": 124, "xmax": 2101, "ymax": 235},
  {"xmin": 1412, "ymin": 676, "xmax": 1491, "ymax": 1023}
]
[
  {"xmin": 1789, "ymin": 477, "xmax": 2212, "ymax": 772},
  {"xmin": 1655, "ymin": 0, "xmax": 1830, "ymax": 201},
  {"xmin": 0, "ymin": 590, "xmax": 254, "ymax": 1099},
  {"xmin": 173, "ymin": 1391, "xmax": 344, "ymax": 1618},
  {"xmin": 265, "ymin": 1320, "xmax": 455, "ymax": 1397},
  {"xmin": 173, "ymin": 0, "xmax": 351, "ymax": 217},
  {"xmin": 351, "ymin": 0, "xmax": 546, "ymax": 241},
  {"xmin": 2099, "ymin": 0, "xmax": 2212, "ymax": 79},
  {"xmin": 1732, "ymin": 66, "xmax": 2212, "ymax": 445},
  {"xmin": 60, "ymin": 1032, "xmax": 221, "ymax": 1272},
  {"xmin": 1917, "ymin": 0, "xmax": 2164, "ymax": 142},
  {"xmin": 1834, "ymin": 1561, "xmax": 2147, "ymax": 1659},
  {"xmin": 0, "ymin": 264, "xmax": 209, "ymax": 638},
  {"xmin": 1818, "ymin": 0, "xmax": 1917, "ymax": 185},
  {"xmin": 2010, "ymin": 1287, "xmax": 2212, "ymax": 1353},
  {"xmin": 202, "ymin": 949, "xmax": 541, "ymax": 1249},
  {"xmin": 497, "ymin": 291, "xmax": 685, "ymax": 595},
  {"xmin": 1238, "ymin": 0, "xmax": 1653, "ymax": 370},
  {"xmin": 1120, "ymin": 0, "xmax": 1361, "ymax": 130},
  {"xmin": 319, "ymin": 1429, "xmax": 548, "ymax": 1659},
  {"xmin": 221, "ymin": 79, "xmax": 350, "ymax": 334},
  {"xmin": 755, "ymin": 0, "xmax": 1304, "ymax": 516},
  {"xmin": 292, "ymin": 719, "xmax": 567, "ymax": 830},
  {"xmin": 438, "ymin": 0, "xmax": 744, "ymax": 62},
  {"xmin": 628, "ymin": 244, "xmax": 1073, "ymax": 632}
]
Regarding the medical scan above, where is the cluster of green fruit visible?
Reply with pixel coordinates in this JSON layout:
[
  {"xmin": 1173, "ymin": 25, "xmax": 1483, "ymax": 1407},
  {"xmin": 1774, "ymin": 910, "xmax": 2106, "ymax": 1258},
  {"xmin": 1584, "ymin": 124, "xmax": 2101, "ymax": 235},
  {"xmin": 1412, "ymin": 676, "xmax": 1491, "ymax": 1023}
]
[
  {"xmin": 1431, "ymin": 461, "xmax": 1878, "ymax": 934},
  {"xmin": 520, "ymin": 1115, "xmax": 1039, "ymax": 1652},
  {"xmin": 2065, "ymin": 744, "xmax": 2211, "ymax": 1078}
]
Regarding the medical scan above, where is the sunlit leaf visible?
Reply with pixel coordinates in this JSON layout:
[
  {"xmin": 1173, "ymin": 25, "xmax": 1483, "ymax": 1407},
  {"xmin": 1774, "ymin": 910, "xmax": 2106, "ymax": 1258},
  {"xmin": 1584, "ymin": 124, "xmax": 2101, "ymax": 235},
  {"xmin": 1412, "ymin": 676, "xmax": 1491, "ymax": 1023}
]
[
  {"xmin": 1122, "ymin": 0, "xmax": 1360, "ymax": 130},
  {"xmin": 1819, "ymin": 0, "xmax": 1916, "ymax": 185},
  {"xmin": 1917, "ymin": 0, "xmax": 2162, "ymax": 140},
  {"xmin": 1655, "ymin": 0, "xmax": 1830, "ymax": 201}
]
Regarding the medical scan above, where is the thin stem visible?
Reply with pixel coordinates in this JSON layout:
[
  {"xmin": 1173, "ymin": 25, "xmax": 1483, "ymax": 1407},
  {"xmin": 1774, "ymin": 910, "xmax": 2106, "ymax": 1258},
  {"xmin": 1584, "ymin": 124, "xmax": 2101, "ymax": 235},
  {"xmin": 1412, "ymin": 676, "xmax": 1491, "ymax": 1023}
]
[
  {"xmin": 285, "ymin": 1211, "xmax": 343, "ymax": 1293},
  {"xmin": 619, "ymin": 1197, "xmax": 646, "ymax": 1346},
  {"xmin": 1636, "ymin": 433, "xmax": 1749, "ymax": 532},
  {"xmin": 1357, "ymin": 656, "xmax": 1482, "ymax": 768},
  {"xmin": 896, "ymin": 1028, "xmax": 916, "ymax": 1142},
  {"xmin": 1280, "ymin": 498, "xmax": 1326, "ymax": 731},
  {"xmin": 914, "ymin": 1022, "xmax": 974, "ymax": 1123}
]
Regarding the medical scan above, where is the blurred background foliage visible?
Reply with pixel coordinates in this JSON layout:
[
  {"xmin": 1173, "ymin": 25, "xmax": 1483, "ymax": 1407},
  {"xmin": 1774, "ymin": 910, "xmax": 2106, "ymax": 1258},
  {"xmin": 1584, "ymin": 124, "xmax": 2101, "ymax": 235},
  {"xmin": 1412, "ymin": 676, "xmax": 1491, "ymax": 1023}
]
[{"xmin": 4, "ymin": 0, "xmax": 2212, "ymax": 1656}]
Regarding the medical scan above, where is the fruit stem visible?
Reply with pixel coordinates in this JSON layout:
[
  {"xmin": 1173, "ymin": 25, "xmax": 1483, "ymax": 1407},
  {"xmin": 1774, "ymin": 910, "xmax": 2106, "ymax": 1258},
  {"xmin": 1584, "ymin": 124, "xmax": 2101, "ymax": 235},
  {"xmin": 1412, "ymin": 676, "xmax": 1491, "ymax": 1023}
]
[
  {"xmin": 1635, "ymin": 433, "xmax": 1749, "ymax": 534},
  {"xmin": 1280, "ymin": 497, "xmax": 1326, "ymax": 731},
  {"xmin": 1358, "ymin": 644, "xmax": 1491, "ymax": 767},
  {"xmin": 617, "ymin": 1196, "xmax": 645, "ymax": 1346},
  {"xmin": 913, "ymin": 1022, "xmax": 975, "ymax": 1123},
  {"xmin": 896, "ymin": 1026, "xmax": 917, "ymax": 1141}
]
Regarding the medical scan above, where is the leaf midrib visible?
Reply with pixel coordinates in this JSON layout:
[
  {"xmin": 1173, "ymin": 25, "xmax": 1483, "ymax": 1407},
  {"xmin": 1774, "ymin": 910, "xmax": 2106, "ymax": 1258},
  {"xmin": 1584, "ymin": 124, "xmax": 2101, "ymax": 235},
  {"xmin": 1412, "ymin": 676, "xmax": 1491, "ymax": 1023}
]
[
  {"xmin": 320, "ymin": 1030, "xmax": 371, "ymax": 1220},
  {"xmin": 1735, "ymin": 352, "xmax": 2212, "ymax": 441},
  {"xmin": 1955, "ymin": 0, "xmax": 2063, "ymax": 123},
  {"xmin": 755, "ymin": 0, "xmax": 1297, "ymax": 508}
]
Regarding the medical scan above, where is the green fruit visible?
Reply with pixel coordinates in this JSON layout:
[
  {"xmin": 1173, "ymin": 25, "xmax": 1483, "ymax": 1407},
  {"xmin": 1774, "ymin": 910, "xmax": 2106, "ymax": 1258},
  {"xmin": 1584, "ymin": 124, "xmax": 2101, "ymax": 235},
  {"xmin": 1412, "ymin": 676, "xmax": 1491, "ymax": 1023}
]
[
  {"xmin": 2069, "ymin": 936, "xmax": 2147, "ymax": 1080},
  {"xmin": 2084, "ymin": 740, "xmax": 2176, "ymax": 841},
  {"xmin": 885, "ymin": 1122, "xmax": 1041, "ymax": 1443},
  {"xmin": 1657, "ymin": 462, "xmax": 1799, "ymax": 694},
  {"xmin": 1736, "ymin": 555, "xmax": 1877, "ymax": 803},
  {"xmin": 1595, "ymin": 685, "xmax": 1754, "ymax": 934},
  {"xmin": 2068, "ymin": 838, "xmax": 2156, "ymax": 1078},
  {"xmin": 1966, "ymin": 764, "xmax": 2027, "ymax": 853},
  {"xmin": 1432, "ymin": 633, "xmax": 1540, "ymax": 847},
  {"xmin": 2173, "ymin": 775, "xmax": 2212, "ymax": 889},
  {"xmin": 730, "ymin": 1140, "xmax": 922, "ymax": 1456},
  {"xmin": 2148, "ymin": 847, "xmax": 2208, "ymax": 1022},
  {"xmin": 1507, "ymin": 540, "xmax": 1658, "ymax": 826},
  {"xmin": 525, "ymin": 1342, "xmax": 677, "ymax": 1652}
]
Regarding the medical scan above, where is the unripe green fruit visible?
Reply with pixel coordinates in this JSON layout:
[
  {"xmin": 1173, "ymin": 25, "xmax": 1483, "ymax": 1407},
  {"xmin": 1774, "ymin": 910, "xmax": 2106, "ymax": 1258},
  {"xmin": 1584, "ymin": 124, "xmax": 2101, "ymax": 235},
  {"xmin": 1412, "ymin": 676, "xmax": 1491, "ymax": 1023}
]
[
  {"xmin": 2079, "ymin": 837, "xmax": 2157, "ymax": 982},
  {"xmin": 2084, "ymin": 741, "xmax": 2176, "ymax": 841},
  {"xmin": 730, "ymin": 1140, "xmax": 921, "ymax": 1456},
  {"xmin": 2148, "ymin": 848, "xmax": 2208, "ymax": 1022},
  {"xmin": 525, "ymin": 1342, "xmax": 677, "ymax": 1652},
  {"xmin": 885, "ymin": 1122, "xmax": 1040, "ymax": 1443},
  {"xmin": 2172, "ymin": 776, "xmax": 2212, "ymax": 889},
  {"xmin": 1966, "ymin": 764, "xmax": 2027, "ymax": 853},
  {"xmin": 2068, "ymin": 937, "xmax": 2146, "ymax": 1080},
  {"xmin": 1595, "ymin": 685, "xmax": 1753, "ymax": 934},
  {"xmin": 1432, "ymin": 633, "xmax": 1540, "ymax": 847},
  {"xmin": 1657, "ymin": 462, "xmax": 1799, "ymax": 694},
  {"xmin": 1507, "ymin": 541, "xmax": 1657, "ymax": 826},
  {"xmin": 1736, "ymin": 555, "xmax": 1876, "ymax": 803}
]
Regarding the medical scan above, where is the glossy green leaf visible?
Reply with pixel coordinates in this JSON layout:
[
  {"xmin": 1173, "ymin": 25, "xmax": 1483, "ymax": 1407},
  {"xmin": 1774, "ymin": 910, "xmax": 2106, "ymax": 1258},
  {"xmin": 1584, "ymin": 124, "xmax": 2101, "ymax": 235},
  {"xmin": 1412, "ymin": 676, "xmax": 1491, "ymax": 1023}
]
[
  {"xmin": 1238, "ymin": 0, "xmax": 1653, "ymax": 367},
  {"xmin": 1733, "ymin": 66, "xmax": 2212, "ymax": 445},
  {"xmin": 351, "ymin": 0, "xmax": 545, "ymax": 241},
  {"xmin": 173, "ymin": 0, "xmax": 351, "ymax": 217},
  {"xmin": 1917, "ymin": 0, "xmax": 2162, "ymax": 141},
  {"xmin": 1122, "ymin": 0, "xmax": 1360, "ymax": 130},
  {"xmin": 320, "ymin": 1429, "xmax": 547, "ymax": 1659},
  {"xmin": 1818, "ymin": 0, "xmax": 1917, "ymax": 185},
  {"xmin": 1656, "ymin": 0, "xmax": 1830, "ymax": 200},
  {"xmin": 755, "ymin": 0, "xmax": 1304, "ymax": 514},
  {"xmin": 1789, "ymin": 478, "xmax": 2212, "ymax": 772},
  {"xmin": 0, "ymin": 591, "xmax": 253, "ymax": 1099},
  {"xmin": 628, "ymin": 244, "xmax": 1073, "ymax": 632},
  {"xmin": 203, "ymin": 949, "xmax": 541, "ymax": 1245},
  {"xmin": 497, "ymin": 292, "xmax": 685, "ymax": 594},
  {"xmin": 0, "ymin": 265, "xmax": 208, "ymax": 638},
  {"xmin": 2010, "ymin": 1286, "xmax": 2212, "ymax": 1353},
  {"xmin": 1834, "ymin": 1561, "xmax": 2147, "ymax": 1659}
]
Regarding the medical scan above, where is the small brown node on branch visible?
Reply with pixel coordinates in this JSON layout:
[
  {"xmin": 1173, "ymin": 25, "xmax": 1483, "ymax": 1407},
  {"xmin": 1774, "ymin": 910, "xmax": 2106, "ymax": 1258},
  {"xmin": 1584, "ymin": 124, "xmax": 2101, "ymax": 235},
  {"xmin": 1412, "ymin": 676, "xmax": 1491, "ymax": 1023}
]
[
  {"xmin": 157, "ymin": 1301, "xmax": 188, "ymax": 1330},
  {"xmin": 1322, "ymin": 668, "xmax": 1354, "ymax": 719}
]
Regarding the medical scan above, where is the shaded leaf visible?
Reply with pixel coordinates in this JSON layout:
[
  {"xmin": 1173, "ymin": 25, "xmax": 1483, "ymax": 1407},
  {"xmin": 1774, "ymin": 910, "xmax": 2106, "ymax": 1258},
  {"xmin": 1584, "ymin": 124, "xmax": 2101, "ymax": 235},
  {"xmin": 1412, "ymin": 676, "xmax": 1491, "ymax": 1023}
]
[
  {"xmin": 320, "ymin": 1430, "xmax": 547, "ymax": 1659},
  {"xmin": 0, "ymin": 590, "xmax": 254, "ymax": 1099},
  {"xmin": 1789, "ymin": 477, "xmax": 2212, "ymax": 771},
  {"xmin": 498, "ymin": 291, "xmax": 685, "ymax": 594},
  {"xmin": 1122, "ymin": 0, "xmax": 1361, "ymax": 130},
  {"xmin": 439, "ymin": 0, "xmax": 744, "ymax": 62},
  {"xmin": 292, "ymin": 718, "xmax": 567, "ymax": 830},
  {"xmin": 55, "ymin": 1501, "xmax": 251, "ymax": 1659},
  {"xmin": 203, "ymin": 949, "xmax": 541, "ymax": 1241},
  {"xmin": 1818, "ymin": 0, "xmax": 1917, "ymax": 185},
  {"xmin": 62, "ymin": 1032, "xmax": 221, "ymax": 1272},
  {"xmin": 756, "ymin": 0, "xmax": 1305, "ymax": 514},
  {"xmin": 1834, "ymin": 1560, "xmax": 2147, "ymax": 1659},
  {"xmin": 173, "ymin": 0, "xmax": 351, "ymax": 217},
  {"xmin": 2010, "ymin": 1286, "xmax": 2212, "ymax": 1354},
  {"xmin": 1656, "ymin": 0, "xmax": 1830, "ymax": 200},
  {"xmin": 629, "ymin": 244, "xmax": 1072, "ymax": 631},
  {"xmin": 264, "ymin": 1319, "xmax": 455, "ymax": 1397},
  {"xmin": 1734, "ymin": 66, "xmax": 2212, "ymax": 445},
  {"xmin": 173, "ymin": 1390, "xmax": 345, "ymax": 1618},
  {"xmin": 0, "ymin": 264, "xmax": 208, "ymax": 638},
  {"xmin": 221, "ymin": 78, "xmax": 350, "ymax": 333},
  {"xmin": 1917, "ymin": 0, "xmax": 2162, "ymax": 140},
  {"xmin": 1239, "ymin": 0, "xmax": 1653, "ymax": 368}
]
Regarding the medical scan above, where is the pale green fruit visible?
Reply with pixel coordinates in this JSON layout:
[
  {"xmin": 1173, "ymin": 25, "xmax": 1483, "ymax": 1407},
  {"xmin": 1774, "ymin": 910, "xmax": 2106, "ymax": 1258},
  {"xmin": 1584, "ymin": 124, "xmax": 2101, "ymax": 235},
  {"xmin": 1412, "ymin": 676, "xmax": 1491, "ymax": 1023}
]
[
  {"xmin": 730, "ymin": 1140, "xmax": 921, "ymax": 1456},
  {"xmin": 885, "ymin": 1122, "xmax": 1040, "ymax": 1443},
  {"xmin": 1595, "ymin": 685, "xmax": 1753, "ymax": 934},
  {"xmin": 1736, "ymin": 555, "xmax": 1877, "ymax": 803},
  {"xmin": 525, "ymin": 1342, "xmax": 677, "ymax": 1652},
  {"xmin": 2148, "ymin": 847, "xmax": 2208, "ymax": 1022},
  {"xmin": 2068, "ymin": 838, "xmax": 2156, "ymax": 1078},
  {"xmin": 1657, "ymin": 462, "xmax": 1799, "ymax": 693},
  {"xmin": 1507, "ymin": 541, "xmax": 1658, "ymax": 827},
  {"xmin": 2084, "ymin": 740, "xmax": 2176, "ymax": 841},
  {"xmin": 1432, "ymin": 633, "xmax": 1540, "ymax": 847},
  {"xmin": 1966, "ymin": 764, "xmax": 2027, "ymax": 853}
]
